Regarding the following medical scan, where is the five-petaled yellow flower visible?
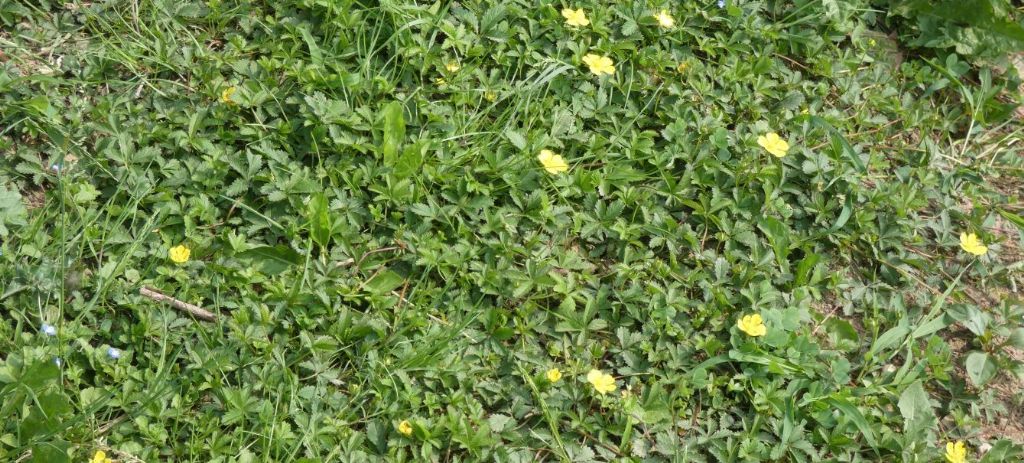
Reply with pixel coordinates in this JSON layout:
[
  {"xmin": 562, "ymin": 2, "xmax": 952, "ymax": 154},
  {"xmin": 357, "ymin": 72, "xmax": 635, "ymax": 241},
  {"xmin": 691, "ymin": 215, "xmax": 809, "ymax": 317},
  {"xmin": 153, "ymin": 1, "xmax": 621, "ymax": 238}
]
[
  {"xmin": 959, "ymin": 233, "xmax": 987, "ymax": 256},
  {"xmin": 398, "ymin": 420, "xmax": 413, "ymax": 436},
  {"xmin": 484, "ymin": 90, "xmax": 497, "ymax": 102},
  {"xmin": 537, "ymin": 149, "xmax": 569, "ymax": 174},
  {"xmin": 654, "ymin": 10, "xmax": 675, "ymax": 28},
  {"xmin": 945, "ymin": 441, "xmax": 967, "ymax": 463},
  {"xmin": 737, "ymin": 314, "xmax": 767, "ymax": 337},
  {"xmin": 168, "ymin": 245, "xmax": 190, "ymax": 264},
  {"xmin": 445, "ymin": 61, "xmax": 460, "ymax": 72},
  {"xmin": 91, "ymin": 450, "xmax": 113, "ymax": 463},
  {"xmin": 586, "ymin": 369, "xmax": 617, "ymax": 395},
  {"xmin": 220, "ymin": 86, "xmax": 236, "ymax": 104},
  {"xmin": 562, "ymin": 8, "xmax": 590, "ymax": 27},
  {"xmin": 757, "ymin": 132, "xmax": 790, "ymax": 157},
  {"xmin": 546, "ymin": 368, "xmax": 563, "ymax": 383},
  {"xmin": 582, "ymin": 54, "xmax": 615, "ymax": 76}
]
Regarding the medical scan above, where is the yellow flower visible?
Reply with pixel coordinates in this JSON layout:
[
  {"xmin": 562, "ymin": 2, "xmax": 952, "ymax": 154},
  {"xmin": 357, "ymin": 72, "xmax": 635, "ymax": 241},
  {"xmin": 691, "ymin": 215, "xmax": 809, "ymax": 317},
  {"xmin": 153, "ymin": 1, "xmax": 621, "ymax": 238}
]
[
  {"xmin": 676, "ymin": 61, "xmax": 689, "ymax": 74},
  {"xmin": 959, "ymin": 233, "xmax": 988, "ymax": 256},
  {"xmin": 757, "ymin": 132, "xmax": 790, "ymax": 158},
  {"xmin": 434, "ymin": 77, "xmax": 447, "ymax": 86},
  {"xmin": 445, "ymin": 61, "xmax": 460, "ymax": 72},
  {"xmin": 484, "ymin": 90, "xmax": 497, "ymax": 102},
  {"xmin": 561, "ymin": 8, "xmax": 590, "ymax": 27},
  {"xmin": 586, "ymin": 369, "xmax": 617, "ymax": 395},
  {"xmin": 737, "ymin": 314, "xmax": 767, "ymax": 337},
  {"xmin": 582, "ymin": 53, "xmax": 615, "ymax": 76},
  {"xmin": 90, "ymin": 450, "xmax": 113, "ymax": 463},
  {"xmin": 168, "ymin": 245, "xmax": 190, "ymax": 264},
  {"xmin": 654, "ymin": 10, "xmax": 674, "ymax": 28},
  {"xmin": 546, "ymin": 368, "xmax": 562, "ymax": 383},
  {"xmin": 945, "ymin": 441, "xmax": 967, "ymax": 463},
  {"xmin": 220, "ymin": 86, "xmax": 236, "ymax": 104},
  {"xmin": 537, "ymin": 150, "xmax": 569, "ymax": 174},
  {"xmin": 397, "ymin": 420, "xmax": 413, "ymax": 436}
]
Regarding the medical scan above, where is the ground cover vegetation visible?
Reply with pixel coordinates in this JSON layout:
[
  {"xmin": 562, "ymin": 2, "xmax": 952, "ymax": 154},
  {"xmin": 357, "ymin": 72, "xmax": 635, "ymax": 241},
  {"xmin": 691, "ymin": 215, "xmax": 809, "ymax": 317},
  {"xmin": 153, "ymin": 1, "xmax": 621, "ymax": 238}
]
[{"xmin": 2, "ymin": 0, "xmax": 1024, "ymax": 461}]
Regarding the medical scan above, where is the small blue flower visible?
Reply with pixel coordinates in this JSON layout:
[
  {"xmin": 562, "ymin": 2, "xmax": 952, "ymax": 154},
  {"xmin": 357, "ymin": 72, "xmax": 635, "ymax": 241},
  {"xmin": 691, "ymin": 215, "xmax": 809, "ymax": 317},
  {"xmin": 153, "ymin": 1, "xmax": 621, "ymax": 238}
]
[
  {"xmin": 107, "ymin": 347, "xmax": 122, "ymax": 359},
  {"xmin": 54, "ymin": 357, "xmax": 62, "ymax": 367},
  {"xmin": 717, "ymin": 0, "xmax": 726, "ymax": 7},
  {"xmin": 41, "ymin": 323, "xmax": 57, "ymax": 336}
]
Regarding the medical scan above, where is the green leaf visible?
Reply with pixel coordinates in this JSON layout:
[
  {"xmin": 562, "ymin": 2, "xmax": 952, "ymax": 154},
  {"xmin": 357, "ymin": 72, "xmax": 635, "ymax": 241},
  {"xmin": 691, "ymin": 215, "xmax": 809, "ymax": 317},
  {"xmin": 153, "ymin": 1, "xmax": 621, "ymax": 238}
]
[
  {"xmin": 307, "ymin": 193, "xmax": 332, "ymax": 249},
  {"xmin": 959, "ymin": 306, "xmax": 989, "ymax": 337},
  {"xmin": 903, "ymin": 0, "xmax": 1024, "ymax": 43},
  {"xmin": 380, "ymin": 101, "xmax": 406, "ymax": 165},
  {"xmin": 72, "ymin": 183, "xmax": 100, "ymax": 204},
  {"xmin": 487, "ymin": 414, "xmax": 514, "ymax": 433},
  {"xmin": 298, "ymin": 26, "xmax": 324, "ymax": 66},
  {"xmin": 827, "ymin": 397, "xmax": 877, "ymax": 447},
  {"xmin": 774, "ymin": 92, "xmax": 805, "ymax": 112},
  {"xmin": 758, "ymin": 216, "xmax": 791, "ymax": 273},
  {"xmin": 979, "ymin": 440, "xmax": 1024, "ymax": 463},
  {"xmin": 794, "ymin": 251, "xmax": 820, "ymax": 286},
  {"xmin": 911, "ymin": 313, "xmax": 950, "ymax": 340},
  {"xmin": 866, "ymin": 319, "xmax": 910, "ymax": 360},
  {"xmin": 22, "ymin": 360, "xmax": 60, "ymax": 391},
  {"xmin": 394, "ymin": 141, "xmax": 426, "ymax": 179},
  {"xmin": 897, "ymin": 380, "xmax": 932, "ymax": 424},
  {"xmin": 0, "ymin": 186, "xmax": 28, "ymax": 236},
  {"xmin": 237, "ymin": 245, "xmax": 302, "ymax": 276},
  {"xmin": 1008, "ymin": 328, "xmax": 1024, "ymax": 349},
  {"xmin": 365, "ymin": 270, "xmax": 405, "ymax": 295},
  {"xmin": 24, "ymin": 95, "xmax": 52, "ymax": 117},
  {"xmin": 997, "ymin": 209, "xmax": 1024, "ymax": 232},
  {"xmin": 799, "ymin": 115, "xmax": 866, "ymax": 173},
  {"xmin": 829, "ymin": 195, "xmax": 853, "ymax": 232},
  {"xmin": 30, "ymin": 440, "xmax": 69, "ymax": 463},
  {"xmin": 825, "ymin": 318, "xmax": 859, "ymax": 347},
  {"xmin": 965, "ymin": 351, "xmax": 997, "ymax": 387},
  {"xmin": 504, "ymin": 129, "xmax": 527, "ymax": 150}
]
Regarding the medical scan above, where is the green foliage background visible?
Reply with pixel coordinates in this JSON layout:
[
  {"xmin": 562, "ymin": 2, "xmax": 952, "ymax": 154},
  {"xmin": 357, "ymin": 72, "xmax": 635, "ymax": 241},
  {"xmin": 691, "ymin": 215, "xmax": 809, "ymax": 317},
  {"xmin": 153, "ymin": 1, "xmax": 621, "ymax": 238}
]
[{"xmin": 1, "ymin": 0, "xmax": 1023, "ymax": 461}]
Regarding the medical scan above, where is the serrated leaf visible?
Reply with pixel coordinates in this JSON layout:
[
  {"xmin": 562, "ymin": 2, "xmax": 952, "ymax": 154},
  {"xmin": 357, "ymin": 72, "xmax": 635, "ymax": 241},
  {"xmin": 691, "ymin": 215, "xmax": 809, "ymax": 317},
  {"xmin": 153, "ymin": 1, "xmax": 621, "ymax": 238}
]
[
  {"xmin": 73, "ymin": 183, "xmax": 100, "ymax": 204},
  {"xmin": 487, "ymin": 414, "xmax": 514, "ymax": 432},
  {"xmin": 225, "ymin": 178, "xmax": 249, "ymax": 196},
  {"xmin": 504, "ymin": 129, "xmax": 526, "ymax": 150},
  {"xmin": 775, "ymin": 92, "xmax": 805, "ymax": 111},
  {"xmin": 394, "ymin": 141, "xmax": 425, "ymax": 179}
]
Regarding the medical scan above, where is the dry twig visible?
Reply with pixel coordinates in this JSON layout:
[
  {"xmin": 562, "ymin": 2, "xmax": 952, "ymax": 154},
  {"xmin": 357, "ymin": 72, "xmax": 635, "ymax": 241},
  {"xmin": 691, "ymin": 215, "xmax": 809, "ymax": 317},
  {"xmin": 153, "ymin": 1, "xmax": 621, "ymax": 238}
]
[{"xmin": 139, "ymin": 286, "xmax": 216, "ymax": 322}]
